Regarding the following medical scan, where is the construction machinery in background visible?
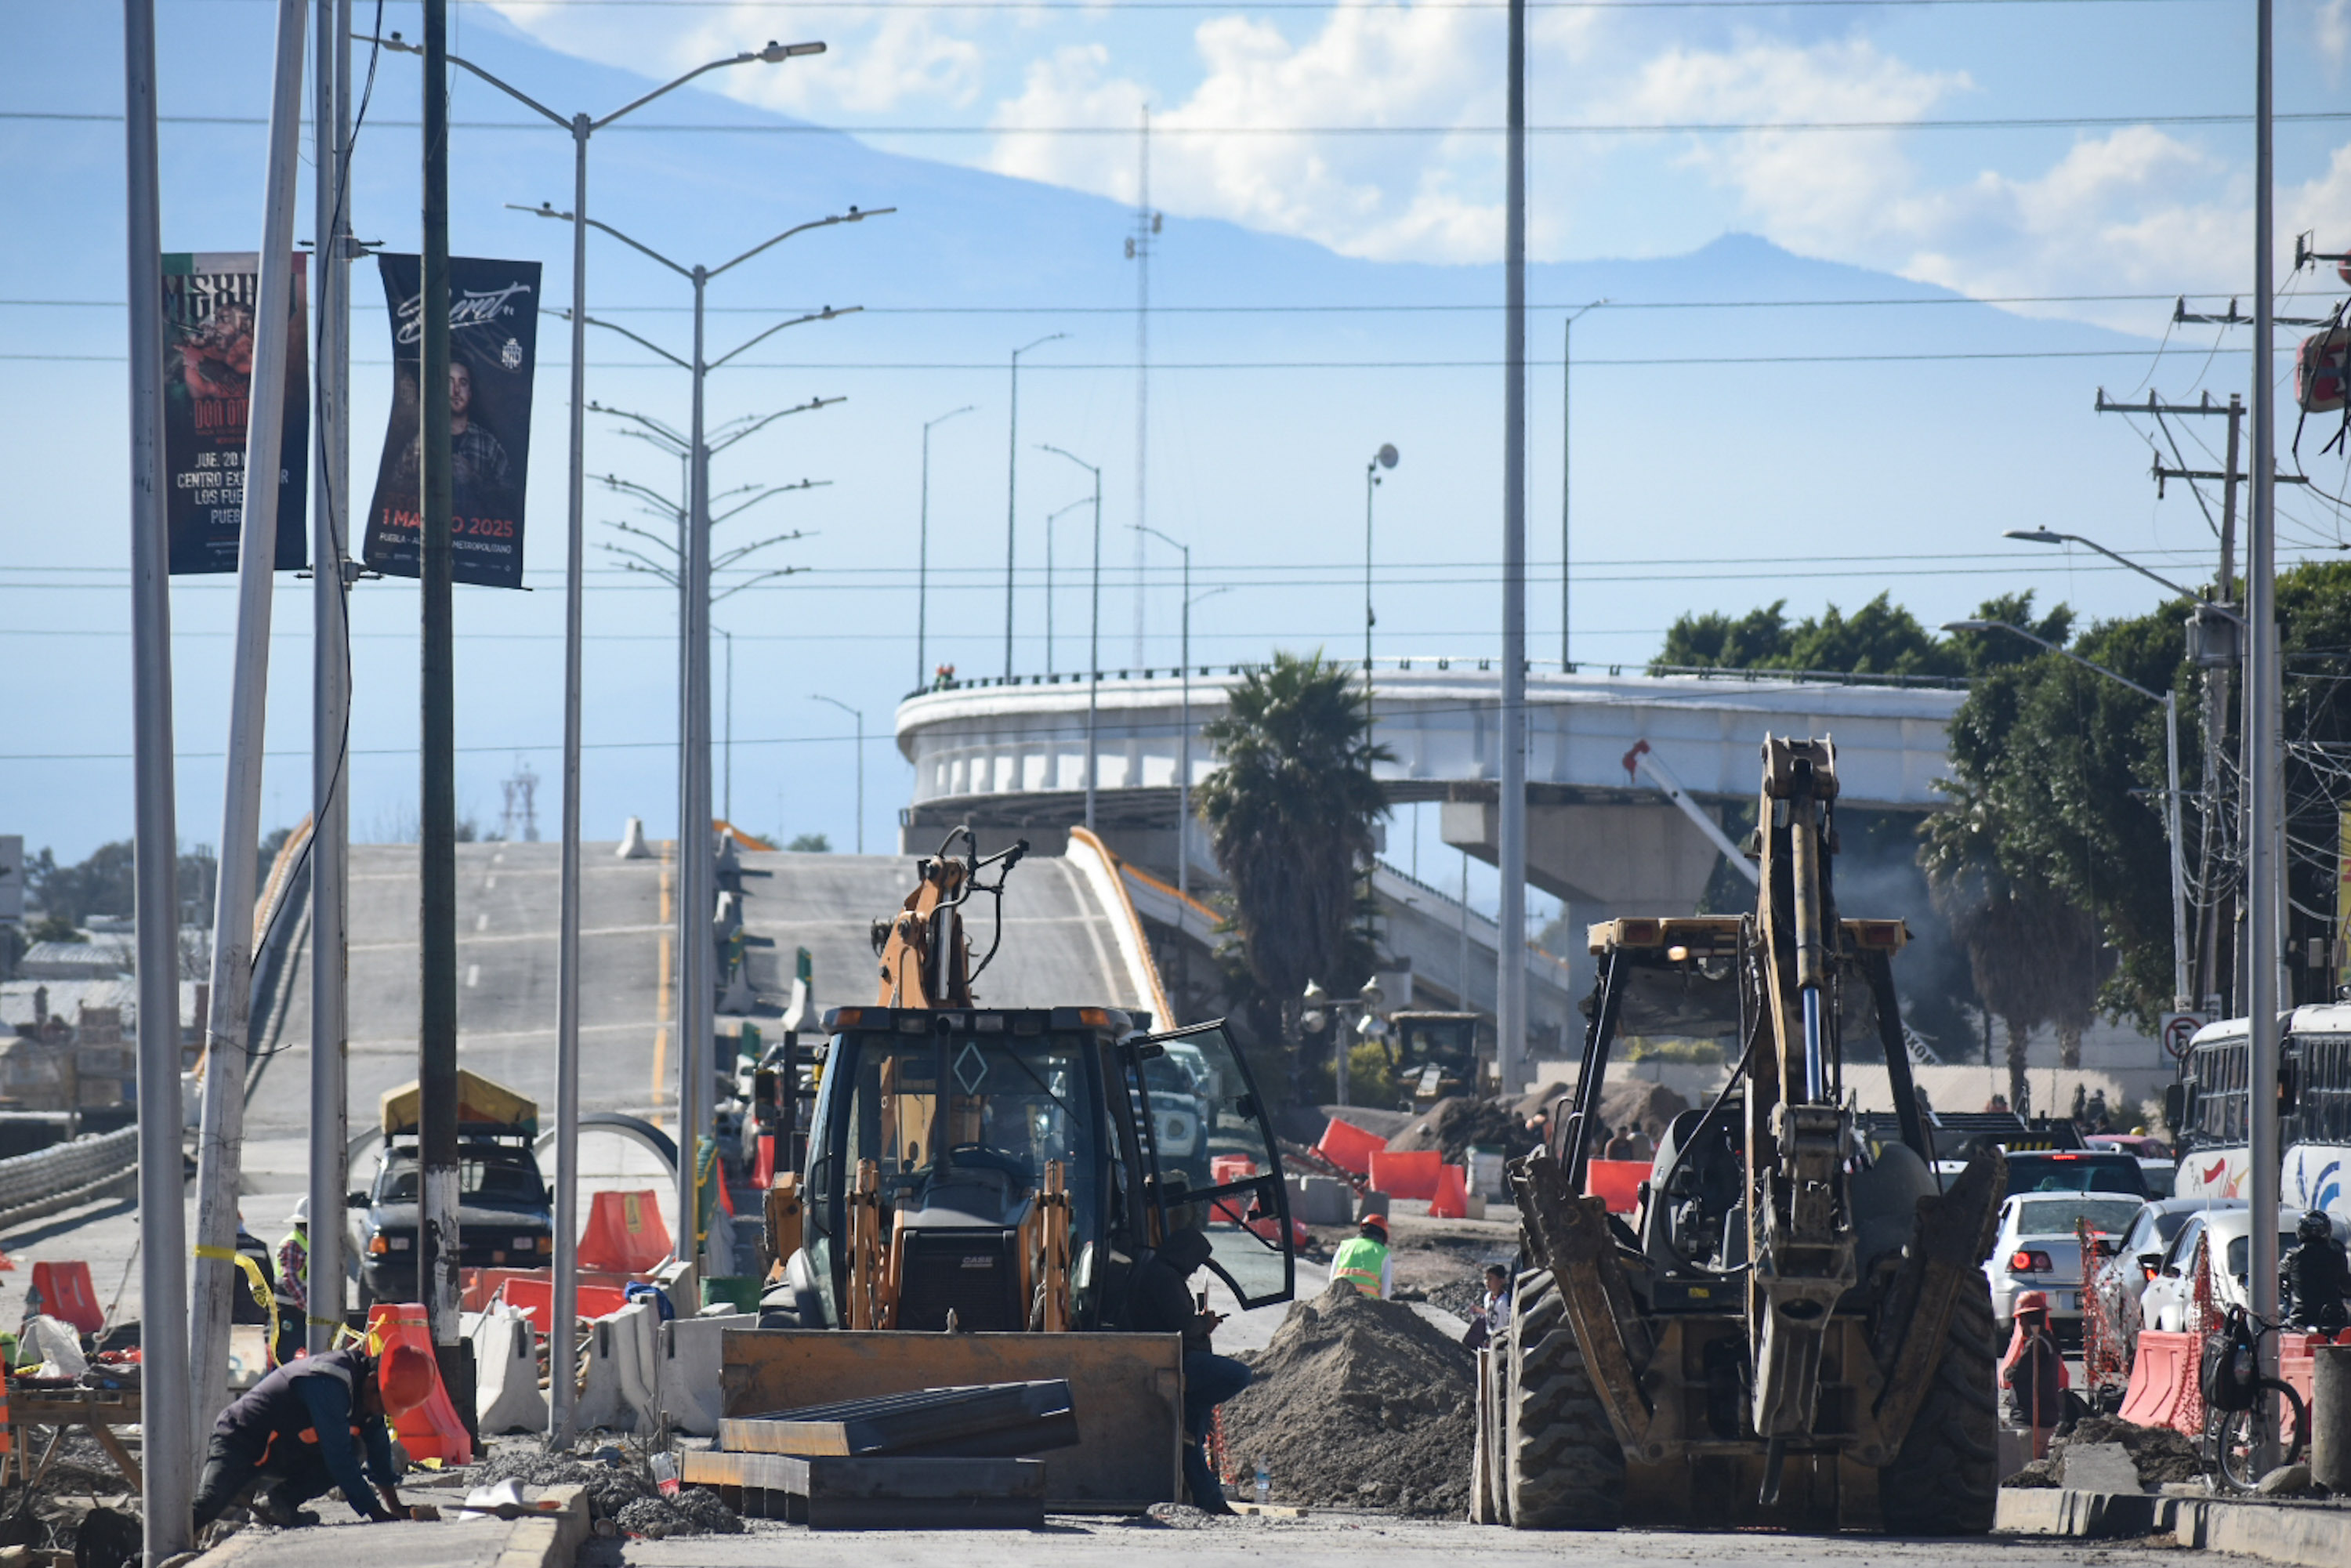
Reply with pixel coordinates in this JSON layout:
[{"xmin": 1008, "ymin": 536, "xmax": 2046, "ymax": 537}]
[
  {"xmin": 1482, "ymin": 736, "xmax": 2005, "ymax": 1533},
  {"xmin": 759, "ymin": 825, "xmax": 1297, "ymax": 1336}
]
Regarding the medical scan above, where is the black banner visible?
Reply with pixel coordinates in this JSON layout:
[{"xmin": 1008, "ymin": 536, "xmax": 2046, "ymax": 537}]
[
  {"xmin": 361, "ymin": 255, "xmax": 541, "ymax": 590},
  {"xmin": 162, "ymin": 252, "xmax": 310, "ymax": 574}
]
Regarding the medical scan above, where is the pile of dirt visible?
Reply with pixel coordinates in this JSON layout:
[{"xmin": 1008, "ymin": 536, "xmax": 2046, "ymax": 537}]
[
  {"xmin": 1218, "ymin": 1282, "xmax": 1477, "ymax": 1516},
  {"xmin": 611, "ymin": 1489, "xmax": 744, "ymax": 1538},
  {"xmin": 2001, "ymin": 1416, "xmax": 2202, "ymax": 1490},
  {"xmin": 473, "ymin": 1443, "xmax": 657, "ymax": 1522},
  {"xmin": 1384, "ymin": 1096, "xmax": 1540, "ymax": 1162},
  {"xmin": 1512, "ymin": 1081, "xmax": 1570, "ymax": 1121}
]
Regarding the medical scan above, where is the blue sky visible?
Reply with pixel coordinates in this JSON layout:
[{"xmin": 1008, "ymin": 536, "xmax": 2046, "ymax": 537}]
[{"xmin": 4, "ymin": 0, "xmax": 2349, "ymax": 908}]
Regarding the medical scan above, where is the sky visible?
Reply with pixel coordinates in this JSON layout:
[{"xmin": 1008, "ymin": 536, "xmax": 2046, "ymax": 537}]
[{"xmin": 3, "ymin": 0, "xmax": 2350, "ymax": 922}]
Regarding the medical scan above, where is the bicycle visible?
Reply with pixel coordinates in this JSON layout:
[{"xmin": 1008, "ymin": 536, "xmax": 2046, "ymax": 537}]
[{"xmin": 2201, "ymin": 1305, "xmax": 2309, "ymax": 1493}]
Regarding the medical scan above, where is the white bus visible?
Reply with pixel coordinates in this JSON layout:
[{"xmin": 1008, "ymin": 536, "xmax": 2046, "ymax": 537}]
[{"xmin": 2172, "ymin": 1004, "xmax": 2351, "ymax": 1219}]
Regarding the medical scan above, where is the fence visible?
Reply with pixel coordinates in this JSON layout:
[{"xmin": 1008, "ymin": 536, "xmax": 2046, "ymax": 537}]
[{"xmin": 0, "ymin": 1128, "xmax": 141, "ymax": 1233}]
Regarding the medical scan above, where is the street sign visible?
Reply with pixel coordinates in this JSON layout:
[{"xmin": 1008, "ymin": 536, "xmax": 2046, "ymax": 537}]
[{"xmin": 2161, "ymin": 1011, "xmax": 2210, "ymax": 1060}]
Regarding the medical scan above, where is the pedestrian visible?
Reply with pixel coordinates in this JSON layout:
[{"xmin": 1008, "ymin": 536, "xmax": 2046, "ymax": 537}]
[
  {"xmin": 1329, "ymin": 1214, "xmax": 1393, "ymax": 1300},
  {"xmin": 2001, "ymin": 1291, "xmax": 2067, "ymax": 1458},
  {"xmin": 191, "ymin": 1342, "xmax": 435, "ymax": 1530},
  {"xmin": 1462, "ymin": 1262, "xmax": 1512, "ymax": 1349},
  {"xmin": 272, "ymin": 1198, "xmax": 310, "ymax": 1368},
  {"xmin": 1123, "ymin": 1224, "xmax": 1248, "ymax": 1514},
  {"xmin": 2283, "ymin": 1210, "xmax": 2351, "ymax": 1332},
  {"xmin": 1603, "ymin": 1123, "xmax": 1639, "ymax": 1162}
]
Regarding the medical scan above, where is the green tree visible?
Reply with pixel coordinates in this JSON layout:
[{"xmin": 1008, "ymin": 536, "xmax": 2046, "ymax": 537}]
[
  {"xmin": 1196, "ymin": 652, "xmax": 1391, "ymax": 1100},
  {"xmin": 785, "ymin": 832, "xmax": 832, "ymax": 853},
  {"xmin": 1657, "ymin": 592, "xmax": 1969, "ymax": 679}
]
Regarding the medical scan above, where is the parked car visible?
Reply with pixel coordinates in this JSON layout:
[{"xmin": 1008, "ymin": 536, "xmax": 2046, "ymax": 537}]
[
  {"xmin": 1986, "ymin": 1190, "xmax": 2145, "ymax": 1345},
  {"xmin": 2138, "ymin": 1158, "xmax": 2178, "ymax": 1198},
  {"xmin": 2001, "ymin": 1149, "xmax": 2151, "ymax": 1200},
  {"xmin": 2084, "ymin": 1197, "xmax": 2243, "ymax": 1377},
  {"xmin": 2088, "ymin": 1133, "xmax": 2172, "ymax": 1160},
  {"xmin": 2139, "ymin": 1205, "xmax": 2348, "ymax": 1334}
]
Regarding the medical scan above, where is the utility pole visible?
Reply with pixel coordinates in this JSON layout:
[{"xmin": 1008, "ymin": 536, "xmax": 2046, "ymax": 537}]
[
  {"xmin": 1041, "ymin": 444, "xmax": 1101, "ymax": 829},
  {"xmin": 1005, "ymin": 335, "xmax": 1065, "ymax": 678},
  {"xmin": 417, "ymin": 0, "xmax": 465, "ymax": 1378},
  {"xmin": 1495, "ymin": 0, "xmax": 1531, "ymax": 1097},
  {"xmin": 1131, "ymin": 107, "xmax": 1155, "ymax": 668},
  {"xmin": 812, "ymin": 695, "xmax": 864, "ymax": 852},
  {"xmin": 123, "ymin": 0, "xmax": 194, "ymax": 1550},
  {"xmin": 1560, "ymin": 300, "xmax": 1603, "ymax": 671},
  {"xmin": 308, "ymin": 0, "xmax": 354, "ymax": 1361},
  {"xmin": 191, "ymin": 0, "xmax": 306, "ymax": 1446},
  {"xmin": 1364, "ymin": 444, "xmax": 1397, "ymax": 688}
]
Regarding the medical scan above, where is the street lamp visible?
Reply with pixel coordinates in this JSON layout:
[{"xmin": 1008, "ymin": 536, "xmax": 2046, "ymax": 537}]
[
  {"xmin": 1134, "ymin": 523, "xmax": 1226, "ymax": 901},
  {"xmin": 1006, "ymin": 335, "xmax": 1069, "ymax": 678},
  {"xmin": 1561, "ymin": 300, "xmax": 1605, "ymax": 671},
  {"xmin": 2003, "ymin": 527, "xmax": 2245, "ymax": 622},
  {"xmin": 1045, "ymin": 497, "xmax": 1092, "ymax": 675},
  {"xmin": 1299, "ymin": 976, "xmax": 1388, "ymax": 1105},
  {"xmin": 1365, "ymin": 444, "xmax": 1398, "ymax": 682},
  {"xmin": 1038, "ymin": 444, "xmax": 1100, "ymax": 830},
  {"xmin": 1944, "ymin": 617, "xmax": 2190, "ymax": 1010},
  {"xmin": 520, "ymin": 201, "xmax": 887, "ymax": 1273},
  {"xmin": 810, "ymin": 695, "xmax": 864, "ymax": 853},
  {"xmin": 918, "ymin": 405, "xmax": 975, "ymax": 691},
  {"xmin": 369, "ymin": 26, "xmax": 825, "ymax": 1442}
]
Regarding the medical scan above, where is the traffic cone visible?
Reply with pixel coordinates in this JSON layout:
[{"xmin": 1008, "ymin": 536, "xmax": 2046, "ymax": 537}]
[
  {"xmin": 578, "ymin": 1190, "xmax": 673, "ymax": 1274},
  {"xmin": 1428, "ymin": 1163, "xmax": 1469, "ymax": 1221}
]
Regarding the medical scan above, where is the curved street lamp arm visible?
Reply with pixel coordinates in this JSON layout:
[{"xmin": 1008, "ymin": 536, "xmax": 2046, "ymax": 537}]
[
  {"xmin": 712, "ymin": 207, "xmax": 897, "ymax": 281},
  {"xmin": 558, "ymin": 307, "xmax": 690, "ymax": 369},
  {"xmin": 1132, "ymin": 521, "xmax": 1184, "ymax": 556},
  {"xmin": 602, "ymin": 518, "xmax": 680, "ymax": 557},
  {"xmin": 1943, "ymin": 618, "xmax": 2164, "ymax": 702},
  {"xmin": 599, "ymin": 473, "xmax": 680, "ymax": 510},
  {"xmin": 522, "ymin": 205, "xmax": 694, "ymax": 280},
  {"xmin": 707, "ymin": 396, "xmax": 846, "ymax": 455},
  {"xmin": 712, "ymin": 566, "xmax": 810, "ymax": 604},
  {"xmin": 2002, "ymin": 527, "xmax": 2244, "ymax": 621},
  {"xmin": 591, "ymin": 401, "xmax": 689, "ymax": 448},
  {"xmin": 596, "ymin": 541, "xmax": 681, "ymax": 585},
  {"xmin": 709, "ymin": 306, "xmax": 863, "ymax": 371},
  {"xmin": 592, "ymin": 49, "xmax": 787, "ymax": 132},
  {"xmin": 1036, "ymin": 443, "xmax": 1096, "ymax": 478},
  {"xmin": 810, "ymin": 693, "xmax": 861, "ymax": 721},
  {"xmin": 714, "ymin": 482, "xmax": 829, "ymax": 527},
  {"xmin": 715, "ymin": 530, "xmax": 814, "ymax": 570},
  {"xmin": 1188, "ymin": 585, "xmax": 1232, "ymax": 612}
]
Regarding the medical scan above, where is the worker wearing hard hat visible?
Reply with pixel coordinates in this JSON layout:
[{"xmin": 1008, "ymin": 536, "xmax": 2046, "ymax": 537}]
[
  {"xmin": 271, "ymin": 1197, "xmax": 310, "ymax": 1368},
  {"xmin": 191, "ymin": 1342, "xmax": 436, "ymax": 1530},
  {"xmin": 1329, "ymin": 1215, "xmax": 1393, "ymax": 1299},
  {"xmin": 2000, "ymin": 1291, "xmax": 2067, "ymax": 1458}
]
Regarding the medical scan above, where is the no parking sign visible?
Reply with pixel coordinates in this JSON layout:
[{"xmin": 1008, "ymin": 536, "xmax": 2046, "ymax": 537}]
[{"xmin": 2161, "ymin": 1011, "xmax": 2209, "ymax": 1060}]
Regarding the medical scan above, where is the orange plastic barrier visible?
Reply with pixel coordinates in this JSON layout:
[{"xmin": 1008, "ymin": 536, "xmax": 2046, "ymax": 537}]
[
  {"xmin": 2117, "ymin": 1328, "xmax": 2202, "ymax": 1436},
  {"xmin": 31, "ymin": 1261, "xmax": 103, "ymax": 1334},
  {"xmin": 578, "ymin": 1190, "xmax": 673, "ymax": 1274},
  {"xmin": 491, "ymin": 1275, "xmax": 631, "ymax": 1331},
  {"xmin": 754, "ymin": 1133, "xmax": 777, "ymax": 1190},
  {"xmin": 1583, "ymin": 1159, "xmax": 1648, "ymax": 1215},
  {"xmin": 1316, "ymin": 1119, "xmax": 1384, "ymax": 1177},
  {"xmin": 1428, "ymin": 1164, "xmax": 1469, "ymax": 1220},
  {"xmin": 1368, "ymin": 1150, "xmax": 1442, "ymax": 1201},
  {"xmin": 2272, "ymin": 1329, "xmax": 2351, "ymax": 1407},
  {"xmin": 1211, "ymin": 1155, "xmax": 1257, "ymax": 1186},
  {"xmin": 364, "ymin": 1302, "xmax": 475, "ymax": 1465},
  {"xmin": 462, "ymin": 1265, "xmax": 643, "ymax": 1316}
]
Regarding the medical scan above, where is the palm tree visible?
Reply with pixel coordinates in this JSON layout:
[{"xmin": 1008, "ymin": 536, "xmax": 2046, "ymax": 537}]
[{"xmin": 1196, "ymin": 652, "xmax": 1392, "ymax": 1101}]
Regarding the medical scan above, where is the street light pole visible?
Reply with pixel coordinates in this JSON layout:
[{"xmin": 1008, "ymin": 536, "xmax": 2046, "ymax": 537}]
[
  {"xmin": 1136, "ymin": 525, "xmax": 1225, "ymax": 900},
  {"xmin": 1498, "ymin": 0, "xmax": 1531, "ymax": 1098},
  {"xmin": 1005, "ymin": 335, "xmax": 1067, "ymax": 679},
  {"xmin": 1365, "ymin": 444, "xmax": 1397, "ymax": 686},
  {"xmin": 1039, "ymin": 444, "xmax": 1099, "ymax": 830},
  {"xmin": 812, "ymin": 695, "xmax": 864, "ymax": 853},
  {"xmin": 720, "ymin": 626, "xmax": 734, "ymax": 824},
  {"xmin": 918, "ymin": 405, "xmax": 974, "ymax": 691},
  {"xmin": 1944, "ymin": 619, "xmax": 2191, "ymax": 1012},
  {"xmin": 1561, "ymin": 300, "xmax": 1603, "ymax": 671}
]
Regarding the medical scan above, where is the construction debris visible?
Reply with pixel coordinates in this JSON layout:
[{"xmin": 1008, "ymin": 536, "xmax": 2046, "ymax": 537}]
[
  {"xmin": 1217, "ymin": 1281, "xmax": 1476, "ymax": 1517},
  {"xmin": 1382, "ymin": 1097, "xmax": 1539, "ymax": 1164},
  {"xmin": 723, "ymin": 1380, "xmax": 1077, "ymax": 1458},
  {"xmin": 2001, "ymin": 1416, "xmax": 2204, "ymax": 1490},
  {"xmin": 610, "ymin": 1489, "xmax": 744, "ymax": 1538}
]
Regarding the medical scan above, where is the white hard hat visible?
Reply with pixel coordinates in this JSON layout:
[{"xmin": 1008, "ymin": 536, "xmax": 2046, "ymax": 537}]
[{"xmin": 288, "ymin": 1197, "xmax": 310, "ymax": 1225}]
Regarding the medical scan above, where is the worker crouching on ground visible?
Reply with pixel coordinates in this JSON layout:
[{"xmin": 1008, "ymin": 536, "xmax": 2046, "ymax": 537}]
[
  {"xmin": 192, "ymin": 1342, "xmax": 435, "ymax": 1530},
  {"xmin": 1127, "ymin": 1223, "xmax": 1249, "ymax": 1515},
  {"xmin": 1329, "ymin": 1215, "xmax": 1392, "ymax": 1299}
]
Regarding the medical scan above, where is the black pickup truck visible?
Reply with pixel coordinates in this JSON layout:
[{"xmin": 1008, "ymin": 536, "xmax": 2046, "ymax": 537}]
[{"xmin": 349, "ymin": 1128, "xmax": 554, "ymax": 1308}]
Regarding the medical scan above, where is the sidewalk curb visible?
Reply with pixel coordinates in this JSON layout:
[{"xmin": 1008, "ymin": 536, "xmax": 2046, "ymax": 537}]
[
  {"xmin": 1998, "ymin": 1486, "xmax": 2351, "ymax": 1567},
  {"xmin": 494, "ymin": 1483, "xmax": 592, "ymax": 1568}
]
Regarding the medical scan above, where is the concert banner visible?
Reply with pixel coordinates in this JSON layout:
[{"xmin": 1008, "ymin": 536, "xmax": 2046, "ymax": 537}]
[
  {"xmin": 361, "ymin": 254, "xmax": 541, "ymax": 589},
  {"xmin": 161, "ymin": 252, "xmax": 309, "ymax": 574}
]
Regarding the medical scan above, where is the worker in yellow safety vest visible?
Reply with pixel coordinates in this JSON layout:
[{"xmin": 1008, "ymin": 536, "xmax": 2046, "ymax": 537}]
[{"xmin": 1328, "ymin": 1215, "xmax": 1392, "ymax": 1298}]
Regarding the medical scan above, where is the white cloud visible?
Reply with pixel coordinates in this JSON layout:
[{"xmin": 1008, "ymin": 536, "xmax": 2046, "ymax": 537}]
[{"xmin": 2320, "ymin": 0, "xmax": 2349, "ymax": 75}]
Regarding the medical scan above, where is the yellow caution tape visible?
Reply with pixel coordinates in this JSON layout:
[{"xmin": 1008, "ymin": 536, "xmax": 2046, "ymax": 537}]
[{"xmin": 193, "ymin": 1244, "xmax": 280, "ymax": 1360}]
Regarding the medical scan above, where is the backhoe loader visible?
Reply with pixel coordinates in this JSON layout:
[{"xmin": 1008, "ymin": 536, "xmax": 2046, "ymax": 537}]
[{"xmin": 1480, "ymin": 736, "xmax": 2005, "ymax": 1532}]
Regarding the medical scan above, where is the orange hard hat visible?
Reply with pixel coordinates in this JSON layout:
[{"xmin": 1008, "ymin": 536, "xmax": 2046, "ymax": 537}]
[
  {"xmin": 2013, "ymin": 1291, "xmax": 2051, "ymax": 1316},
  {"xmin": 1359, "ymin": 1214, "xmax": 1387, "ymax": 1229},
  {"xmin": 379, "ymin": 1344, "xmax": 437, "ymax": 1416}
]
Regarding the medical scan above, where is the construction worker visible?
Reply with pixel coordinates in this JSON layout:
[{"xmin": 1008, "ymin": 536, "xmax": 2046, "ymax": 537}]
[
  {"xmin": 1329, "ymin": 1215, "xmax": 1392, "ymax": 1299},
  {"xmin": 271, "ymin": 1198, "xmax": 309, "ymax": 1367},
  {"xmin": 191, "ymin": 1342, "xmax": 435, "ymax": 1530},
  {"xmin": 2000, "ymin": 1291, "xmax": 2067, "ymax": 1458},
  {"xmin": 2283, "ymin": 1210, "xmax": 2351, "ymax": 1332},
  {"xmin": 1125, "ymin": 1224, "xmax": 1248, "ymax": 1514}
]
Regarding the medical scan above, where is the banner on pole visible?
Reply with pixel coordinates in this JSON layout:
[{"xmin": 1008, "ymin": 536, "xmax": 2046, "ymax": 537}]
[
  {"xmin": 361, "ymin": 255, "xmax": 541, "ymax": 590},
  {"xmin": 161, "ymin": 252, "xmax": 310, "ymax": 574}
]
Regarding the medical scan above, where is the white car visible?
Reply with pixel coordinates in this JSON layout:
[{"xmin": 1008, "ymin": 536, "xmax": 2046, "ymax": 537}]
[
  {"xmin": 2139, "ymin": 1205, "xmax": 2347, "ymax": 1332},
  {"xmin": 2081, "ymin": 1197, "xmax": 2241, "ymax": 1382},
  {"xmin": 1985, "ymin": 1191, "xmax": 2145, "ymax": 1345}
]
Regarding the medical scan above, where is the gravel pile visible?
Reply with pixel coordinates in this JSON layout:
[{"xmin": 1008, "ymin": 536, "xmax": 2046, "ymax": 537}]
[
  {"xmin": 2001, "ymin": 1415, "xmax": 2203, "ymax": 1490},
  {"xmin": 612, "ymin": 1488, "xmax": 744, "ymax": 1538},
  {"xmin": 473, "ymin": 1444, "xmax": 657, "ymax": 1521},
  {"xmin": 1218, "ymin": 1282, "xmax": 1477, "ymax": 1517}
]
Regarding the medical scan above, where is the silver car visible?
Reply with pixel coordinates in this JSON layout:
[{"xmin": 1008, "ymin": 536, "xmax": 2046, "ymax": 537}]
[
  {"xmin": 1985, "ymin": 1192, "xmax": 2145, "ymax": 1345},
  {"xmin": 2082, "ymin": 1197, "xmax": 2242, "ymax": 1385}
]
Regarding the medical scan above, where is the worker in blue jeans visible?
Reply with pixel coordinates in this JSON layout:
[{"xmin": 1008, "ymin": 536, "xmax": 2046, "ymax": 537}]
[{"xmin": 1126, "ymin": 1224, "xmax": 1250, "ymax": 1513}]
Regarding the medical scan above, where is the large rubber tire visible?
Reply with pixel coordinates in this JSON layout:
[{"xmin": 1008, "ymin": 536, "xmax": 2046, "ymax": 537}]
[
  {"xmin": 1505, "ymin": 1269, "xmax": 1626, "ymax": 1529},
  {"xmin": 1878, "ymin": 1273, "xmax": 2000, "ymax": 1534}
]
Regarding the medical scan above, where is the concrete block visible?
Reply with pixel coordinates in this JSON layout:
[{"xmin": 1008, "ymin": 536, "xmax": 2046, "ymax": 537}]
[
  {"xmin": 473, "ymin": 1305, "xmax": 548, "ymax": 1436},
  {"xmin": 656, "ymin": 1312, "xmax": 755, "ymax": 1436},
  {"xmin": 2059, "ymin": 1442, "xmax": 2143, "ymax": 1495},
  {"xmin": 1284, "ymin": 1175, "xmax": 1353, "ymax": 1226},
  {"xmin": 574, "ymin": 1299, "xmax": 661, "ymax": 1433}
]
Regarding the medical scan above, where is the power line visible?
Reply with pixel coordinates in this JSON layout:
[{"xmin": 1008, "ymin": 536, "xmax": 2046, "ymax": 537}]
[
  {"xmin": 9, "ymin": 109, "xmax": 2349, "ymax": 135},
  {"xmin": 189, "ymin": 0, "xmax": 2232, "ymax": 8},
  {"xmin": 0, "ymin": 347, "xmax": 2254, "ymax": 368},
  {"xmin": 0, "ymin": 292, "xmax": 2210, "ymax": 314}
]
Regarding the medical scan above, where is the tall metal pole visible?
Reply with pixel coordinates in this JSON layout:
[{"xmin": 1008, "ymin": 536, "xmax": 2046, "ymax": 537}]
[
  {"xmin": 1495, "ymin": 0, "xmax": 1531, "ymax": 1096},
  {"xmin": 1134, "ymin": 105, "xmax": 1151, "ymax": 668},
  {"xmin": 915, "ymin": 405, "xmax": 973, "ymax": 693},
  {"xmin": 679, "ymin": 266, "xmax": 712, "ymax": 1266},
  {"xmin": 1561, "ymin": 314, "xmax": 1571, "ymax": 670},
  {"xmin": 307, "ymin": 0, "xmax": 353, "ymax": 1360},
  {"xmin": 1005, "ymin": 353, "xmax": 1021, "ymax": 680},
  {"xmin": 192, "ymin": 0, "xmax": 307, "ymax": 1441},
  {"xmin": 1364, "ymin": 462, "xmax": 1376, "ymax": 683},
  {"xmin": 2163, "ymin": 692, "xmax": 2190, "ymax": 1009},
  {"xmin": 124, "ymin": 0, "xmax": 193, "ymax": 1549},
  {"xmin": 550, "ymin": 107, "xmax": 589, "ymax": 1448},
  {"xmin": 417, "ymin": 0, "xmax": 463, "ymax": 1356},
  {"xmin": 2245, "ymin": 0, "xmax": 2284, "ymax": 1396},
  {"xmin": 723, "ymin": 627, "xmax": 734, "ymax": 823},
  {"xmin": 1088, "ymin": 466, "xmax": 1101, "ymax": 831},
  {"xmin": 1178, "ymin": 545, "xmax": 1191, "ymax": 900}
]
